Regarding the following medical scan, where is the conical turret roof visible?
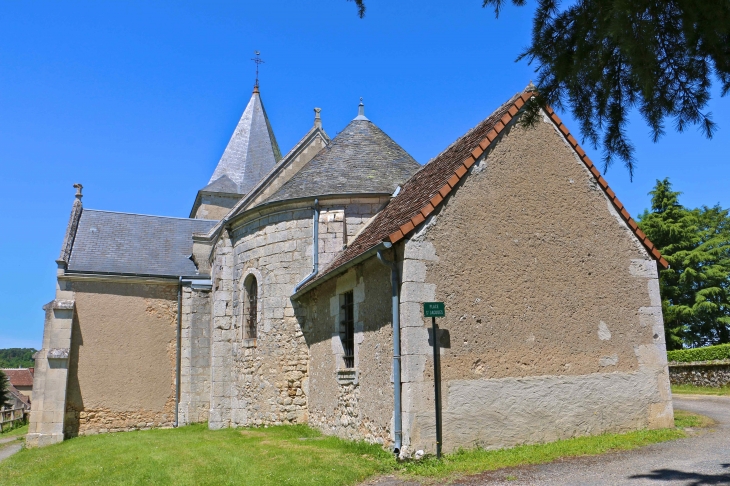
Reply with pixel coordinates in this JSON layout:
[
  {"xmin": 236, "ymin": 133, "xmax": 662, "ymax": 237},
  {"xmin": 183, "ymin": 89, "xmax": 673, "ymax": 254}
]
[
  {"xmin": 264, "ymin": 109, "xmax": 419, "ymax": 203},
  {"xmin": 207, "ymin": 87, "xmax": 282, "ymax": 195}
]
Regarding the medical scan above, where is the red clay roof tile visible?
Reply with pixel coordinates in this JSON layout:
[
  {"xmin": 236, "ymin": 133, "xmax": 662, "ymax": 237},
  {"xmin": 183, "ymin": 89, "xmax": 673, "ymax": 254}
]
[
  {"xmin": 305, "ymin": 88, "xmax": 668, "ymax": 289},
  {"xmin": 2, "ymin": 369, "xmax": 34, "ymax": 387}
]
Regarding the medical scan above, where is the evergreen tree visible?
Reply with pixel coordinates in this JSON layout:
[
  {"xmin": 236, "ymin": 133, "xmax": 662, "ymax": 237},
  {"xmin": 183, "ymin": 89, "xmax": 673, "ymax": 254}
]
[
  {"xmin": 639, "ymin": 179, "xmax": 730, "ymax": 348},
  {"xmin": 0, "ymin": 371, "xmax": 11, "ymax": 411},
  {"xmin": 349, "ymin": 0, "xmax": 730, "ymax": 177}
]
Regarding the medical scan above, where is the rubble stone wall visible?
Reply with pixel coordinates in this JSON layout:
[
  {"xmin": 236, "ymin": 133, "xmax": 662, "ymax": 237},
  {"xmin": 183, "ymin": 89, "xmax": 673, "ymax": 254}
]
[
  {"xmin": 304, "ymin": 258, "xmax": 395, "ymax": 445},
  {"xmin": 669, "ymin": 362, "xmax": 730, "ymax": 387},
  {"xmin": 208, "ymin": 196, "xmax": 388, "ymax": 429}
]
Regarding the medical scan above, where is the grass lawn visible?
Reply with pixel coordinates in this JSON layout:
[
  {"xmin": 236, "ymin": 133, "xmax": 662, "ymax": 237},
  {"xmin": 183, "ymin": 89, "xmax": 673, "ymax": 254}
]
[
  {"xmin": 0, "ymin": 413, "xmax": 704, "ymax": 486},
  {"xmin": 0, "ymin": 423, "xmax": 28, "ymax": 438},
  {"xmin": 672, "ymin": 384, "xmax": 730, "ymax": 396},
  {"xmin": 0, "ymin": 424, "xmax": 393, "ymax": 486}
]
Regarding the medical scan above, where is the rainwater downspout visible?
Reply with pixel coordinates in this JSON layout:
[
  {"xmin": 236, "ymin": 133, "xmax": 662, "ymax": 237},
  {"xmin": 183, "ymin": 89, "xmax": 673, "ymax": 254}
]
[
  {"xmin": 376, "ymin": 245, "xmax": 402, "ymax": 455},
  {"xmin": 175, "ymin": 276, "xmax": 182, "ymax": 427},
  {"xmin": 294, "ymin": 199, "xmax": 320, "ymax": 293}
]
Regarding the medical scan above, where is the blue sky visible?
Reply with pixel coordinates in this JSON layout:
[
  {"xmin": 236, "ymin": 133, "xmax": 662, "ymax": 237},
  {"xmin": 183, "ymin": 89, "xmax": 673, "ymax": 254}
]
[{"xmin": 1, "ymin": 1, "xmax": 728, "ymax": 349}]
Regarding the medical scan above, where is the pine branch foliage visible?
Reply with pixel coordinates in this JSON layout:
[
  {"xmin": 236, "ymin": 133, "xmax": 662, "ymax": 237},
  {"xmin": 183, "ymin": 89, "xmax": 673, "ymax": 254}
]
[
  {"xmin": 638, "ymin": 178, "xmax": 730, "ymax": 349},
  {"xmin": 350, "ymin": 0, "xmax": 730, "ymax": 177}
]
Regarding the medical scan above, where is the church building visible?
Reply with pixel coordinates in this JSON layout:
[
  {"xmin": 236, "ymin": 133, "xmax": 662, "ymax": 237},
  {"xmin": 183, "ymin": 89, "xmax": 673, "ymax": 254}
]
[{"xmin": 28, "ymin": 82, "xmax": 674, "ymax": 455}]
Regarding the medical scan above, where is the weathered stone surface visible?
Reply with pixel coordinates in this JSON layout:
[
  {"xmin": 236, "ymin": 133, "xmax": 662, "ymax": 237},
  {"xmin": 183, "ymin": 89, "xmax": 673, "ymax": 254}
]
[{"xmin": 669, "ymin": 362, "xmax": 730, "ymax": 387}]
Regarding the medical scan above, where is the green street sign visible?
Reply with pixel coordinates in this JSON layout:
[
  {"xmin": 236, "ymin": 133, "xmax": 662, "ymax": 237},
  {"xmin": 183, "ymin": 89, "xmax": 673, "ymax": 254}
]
[{"xmin": 423, "ymin": 302, "xmax": 445, "ymax": 318}]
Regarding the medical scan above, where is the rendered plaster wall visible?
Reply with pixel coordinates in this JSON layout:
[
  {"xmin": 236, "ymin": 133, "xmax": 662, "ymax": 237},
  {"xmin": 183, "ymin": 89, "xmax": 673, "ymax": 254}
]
[
  {"xmin": 64, "ymin": 281, "xmax": 178, "ymax": 436},
  {"xmin": 178, "ymin": 286, "xmax": 211, "ymax": 425},
  {"xmin": 208, "ymin": 197, "xmax": 387, "ymax": 429},
  {"xmin": 399, "ymin": 114, "xmax": 672, "ymax": 453},
  {"xmin": 303, "ymin": 258, "xmax": 395, "ymax": 445}
]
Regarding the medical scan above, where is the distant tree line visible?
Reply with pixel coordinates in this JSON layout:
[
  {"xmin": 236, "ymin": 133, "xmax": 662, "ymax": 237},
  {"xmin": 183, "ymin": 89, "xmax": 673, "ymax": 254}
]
[
  {"xmin": 639, "ymin": 179, "xmax": 730, "ymax": 350},
  {"xmin": 0, "ymin": 348, "xmax": 37, "ymax": 369}
]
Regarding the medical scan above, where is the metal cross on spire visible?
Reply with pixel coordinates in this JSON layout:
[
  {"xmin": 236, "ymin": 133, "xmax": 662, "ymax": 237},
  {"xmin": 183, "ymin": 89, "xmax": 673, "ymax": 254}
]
[{"xmin": 251, "ymin": 51, "xmax": 264, "ymax": 90}]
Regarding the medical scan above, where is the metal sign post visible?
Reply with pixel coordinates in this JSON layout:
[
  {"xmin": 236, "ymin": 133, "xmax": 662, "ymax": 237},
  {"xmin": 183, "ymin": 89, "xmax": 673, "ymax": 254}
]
[{"xmin": 423, "ymin": 302, "xmax": 445, "ymax": 458}]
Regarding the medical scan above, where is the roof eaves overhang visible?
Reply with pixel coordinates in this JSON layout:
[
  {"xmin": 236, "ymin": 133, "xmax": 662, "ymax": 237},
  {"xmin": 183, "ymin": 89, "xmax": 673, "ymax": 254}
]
[
  {"xmin": 290, "ymin": 241, "xmax": 392, "ymax": 301},
  {"xmin": 61, "ymin": 270, "xmax": 211, "ymax": 284}
]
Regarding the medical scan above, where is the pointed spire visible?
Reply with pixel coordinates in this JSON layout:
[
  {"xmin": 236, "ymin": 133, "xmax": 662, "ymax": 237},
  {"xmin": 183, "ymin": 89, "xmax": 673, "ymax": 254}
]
[
  {"xmin": 206, "ymin": 89, "xmax": 282, "ymax": 195},
  {"xmin": 354, "ymin": 97, "xmax": 369, "ymax": 121}
]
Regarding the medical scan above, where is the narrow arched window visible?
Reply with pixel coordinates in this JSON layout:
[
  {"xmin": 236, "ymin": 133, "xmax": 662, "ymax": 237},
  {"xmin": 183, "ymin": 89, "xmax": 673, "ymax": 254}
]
[{"xmin": 245, "ymin": 276, "xmax": 258, "ymax": 340}]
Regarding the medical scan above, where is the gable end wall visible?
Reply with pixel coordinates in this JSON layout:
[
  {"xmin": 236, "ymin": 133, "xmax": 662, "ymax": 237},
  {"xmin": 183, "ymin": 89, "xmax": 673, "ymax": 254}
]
[{"xmin": 399, "ymin": 112, "xmax": 672, "ymax": 453}]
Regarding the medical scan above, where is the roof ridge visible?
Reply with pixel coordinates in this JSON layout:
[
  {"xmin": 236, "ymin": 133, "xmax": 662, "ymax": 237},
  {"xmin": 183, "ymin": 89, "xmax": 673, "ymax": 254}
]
[
  {"xmin": 304, "ymin": 88, "xmax": 667, "ymax": 291},
  {"xmin": 83, "ymin": 209, "xmax": 218, "ymax": 222}
]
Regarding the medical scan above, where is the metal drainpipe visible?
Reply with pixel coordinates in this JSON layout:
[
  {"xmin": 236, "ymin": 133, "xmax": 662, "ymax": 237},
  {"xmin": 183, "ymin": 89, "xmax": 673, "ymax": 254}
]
[
  {"xmin": 377, "ymin": 247, "xmax": 402, "ymax": 455},
  {"xmin": 294, "ymin": 199, "xmax": 320, "ymax": 293},
  {"xmin": 175, "ymin": 276, "xmax": 182, "ymax": 427}
]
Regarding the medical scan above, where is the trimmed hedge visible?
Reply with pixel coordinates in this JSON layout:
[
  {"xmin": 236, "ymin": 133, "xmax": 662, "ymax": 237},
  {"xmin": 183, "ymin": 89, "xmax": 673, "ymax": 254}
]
[{"xmin": 667, "ymin": 343, "xmax": 730, "ymax": 363}]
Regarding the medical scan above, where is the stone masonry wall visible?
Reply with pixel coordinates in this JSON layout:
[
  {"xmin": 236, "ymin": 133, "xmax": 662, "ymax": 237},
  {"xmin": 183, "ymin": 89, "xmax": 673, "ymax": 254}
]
[
  {"xmin": 304, "ymin": 258, "xmax": 395, "ymax": 446},
  {"xmin": 179, "ymin": 286, "xmax": 211, "ymax": 425},
  {"xmin": 669, "ymin": 362, "xmax": 730, "ymax": 387},
  {"xmin": 208, "ymin": 197, "xmax": 388, "ymax": 429}
]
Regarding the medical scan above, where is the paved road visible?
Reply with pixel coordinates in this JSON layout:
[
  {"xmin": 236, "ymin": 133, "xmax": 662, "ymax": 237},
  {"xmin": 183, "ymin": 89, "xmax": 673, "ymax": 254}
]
[{"xmin": 459, "ymin": 395, "xmax": 730, "ymax": 486}]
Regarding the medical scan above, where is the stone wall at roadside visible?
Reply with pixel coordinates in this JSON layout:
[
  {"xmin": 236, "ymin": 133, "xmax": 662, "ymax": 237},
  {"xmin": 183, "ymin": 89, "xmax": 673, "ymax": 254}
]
[{"xmin": 668, "ymin": 362, "xmax": 730, "ymax": 387}]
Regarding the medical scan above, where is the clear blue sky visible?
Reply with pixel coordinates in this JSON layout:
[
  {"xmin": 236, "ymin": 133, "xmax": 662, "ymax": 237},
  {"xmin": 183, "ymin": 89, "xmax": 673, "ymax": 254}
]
[{"xmin": 1, "ymin": 1, "xmax": 728, "ymax": 349}]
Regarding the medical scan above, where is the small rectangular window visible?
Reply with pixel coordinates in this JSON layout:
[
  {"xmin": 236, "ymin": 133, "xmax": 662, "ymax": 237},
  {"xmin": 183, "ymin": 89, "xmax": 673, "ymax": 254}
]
[{"xmin": 340, "ymin": 291, "xmax": 355, "ymax": 368}]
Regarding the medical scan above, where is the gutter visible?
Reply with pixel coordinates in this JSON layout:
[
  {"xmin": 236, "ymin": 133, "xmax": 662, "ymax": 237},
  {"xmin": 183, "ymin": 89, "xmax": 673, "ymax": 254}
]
[
  {"xmin": 376, "ymin": 244, "xmax": 402, "ymax": 455},
  {"xmin": 294, "ymin": 199, "xmax": 320, "ymax": 293}
]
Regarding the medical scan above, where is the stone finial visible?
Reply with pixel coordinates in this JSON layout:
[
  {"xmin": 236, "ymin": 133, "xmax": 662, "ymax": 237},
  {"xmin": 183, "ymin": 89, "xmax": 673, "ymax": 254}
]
[
  {"xmin": 314, "ymin": 107, "xmax": 322, "ymax": 129},
  {"xmin": 354, "ymin": 97, "xmax": 369, "ymax": 121},
  {"xmin": 525, "ymin": 80, "xmax": 537, "ymax": 92},
  {"xmin": 73, "ymin": 183, "xmax": 83, "ymax": 201}
]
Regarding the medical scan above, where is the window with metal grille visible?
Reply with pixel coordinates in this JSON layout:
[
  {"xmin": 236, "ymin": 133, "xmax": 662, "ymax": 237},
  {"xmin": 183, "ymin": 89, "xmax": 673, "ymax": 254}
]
[
  {"xmin": 246, "ymin": 277, "xmax": 257, "ymax": 340},
  {"xmin": 340, "ymin": 291, "xmax": 354, "ymax": 368}
]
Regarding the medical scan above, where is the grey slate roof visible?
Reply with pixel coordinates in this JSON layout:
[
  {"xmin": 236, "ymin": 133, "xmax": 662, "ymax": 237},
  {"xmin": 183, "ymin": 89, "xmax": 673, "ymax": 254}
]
[
  {"xmin": 201, "ymin": 175, "xmax": 239, "ymax": 194},
  {"xmin": 264, "ymin": 119, "xmax": 420, "ymax": 203},
  {"xmin": 67, "ymin": 210, "xmax": 217, "ymax": 277},
  {"xmin": 207, "ymin": 89, "xmax": 282, "ymax": 195}
]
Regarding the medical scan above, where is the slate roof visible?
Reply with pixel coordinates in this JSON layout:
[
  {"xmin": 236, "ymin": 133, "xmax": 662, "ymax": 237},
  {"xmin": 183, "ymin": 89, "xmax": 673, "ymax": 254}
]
[
  {"xmin": 201, "ymin": 175, "xmax": 239, "ymax": 194},
  {"xmin": 67, "ymin": 210, "xmax": 217, "ymax": 277},
  {"xmin": 264, "ymin": 118, "xmax": 420, "ymax": 203},
  {"xmin": 207, "ymin": 88, "xmax": 282, "ymax": 195},
  {"xmin": 307, "ymin": 89, "xmax": 668, "ymax": 290},
  {"xmin": 2, "ymin": 368, "xmax": 34, "ymax": 387}
]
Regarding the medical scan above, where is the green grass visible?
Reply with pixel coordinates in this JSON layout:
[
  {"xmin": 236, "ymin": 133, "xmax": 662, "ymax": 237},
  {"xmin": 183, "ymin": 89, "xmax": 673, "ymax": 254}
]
[
  {"xmin": 398, "ymin": 428, "xmax": 685, "ymax": 479},
  {"xmin": 0, "ymin": 423, "xmax": 28, "ymax": 437},
  {"xmin": 0, "ymin": 424, "xmax": 394, "ymax": 486},
  {"xmin": 673, "ymin": 409, "xmax": 715, "ymax": 428},
  {"xmin": 672, "ymin": 384, "xmax": 730, "ymax": 396},
  {"xmin": 0, "ymin": 419, "xmax": 691, "ymax": 485}
]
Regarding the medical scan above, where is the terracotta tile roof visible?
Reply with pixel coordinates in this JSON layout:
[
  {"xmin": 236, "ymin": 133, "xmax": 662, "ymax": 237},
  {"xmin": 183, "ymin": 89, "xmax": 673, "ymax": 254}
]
[
  {"xmin": 308, "ymin": 88, "xmax": 667, "ymax": 289},
  {"xmin": 2, "ymin": 368, "xmax": 34, "ymax": 387}
]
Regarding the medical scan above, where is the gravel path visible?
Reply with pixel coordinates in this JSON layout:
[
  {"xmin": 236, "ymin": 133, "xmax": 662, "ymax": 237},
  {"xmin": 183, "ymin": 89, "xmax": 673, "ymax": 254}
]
[
  {"xmin": 364, "ymin": 395, "xmax": 730, "ymax": 486},
  {"xmin": 0, "ymin": 442, "xmax": 22, "ymax": 462}
]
